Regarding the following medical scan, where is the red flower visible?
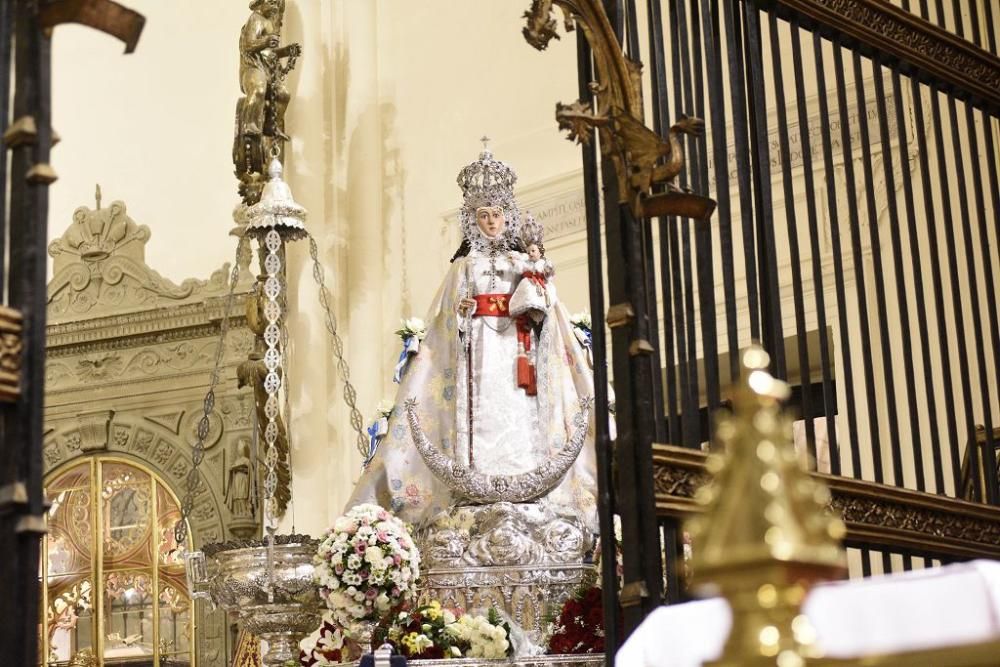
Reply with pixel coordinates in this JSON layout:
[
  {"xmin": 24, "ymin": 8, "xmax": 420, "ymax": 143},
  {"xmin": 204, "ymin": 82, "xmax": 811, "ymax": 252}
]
[{"xmin": 547, "ymin": 585, "xmax": 619, "ymax": 655}]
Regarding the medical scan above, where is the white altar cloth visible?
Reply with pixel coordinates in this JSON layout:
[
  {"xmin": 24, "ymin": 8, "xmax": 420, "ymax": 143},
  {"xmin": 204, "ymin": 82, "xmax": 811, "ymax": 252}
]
[{"xmin": 617, "ymin": 560, "xmax": 1000, "ymax": 666}]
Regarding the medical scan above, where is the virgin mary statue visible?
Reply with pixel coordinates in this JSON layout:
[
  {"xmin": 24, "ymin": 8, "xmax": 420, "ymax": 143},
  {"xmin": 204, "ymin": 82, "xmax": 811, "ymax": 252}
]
[{"xmin": 347, "ymin": 146, "xmax": 598, "ymax": 535}]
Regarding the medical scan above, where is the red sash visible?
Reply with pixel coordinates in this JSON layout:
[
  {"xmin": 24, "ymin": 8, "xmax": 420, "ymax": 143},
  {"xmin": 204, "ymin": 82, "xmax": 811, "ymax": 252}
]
[
  {"xmin": 473, "ymin": 293, "xmax": 510, "ymax": 316},
  {"xmin": 471, "ymin": 292, "xmax": 536, "ymax": 395}
]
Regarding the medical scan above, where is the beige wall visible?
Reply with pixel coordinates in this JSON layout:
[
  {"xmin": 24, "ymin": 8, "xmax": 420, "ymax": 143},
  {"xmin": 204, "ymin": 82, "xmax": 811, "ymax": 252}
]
[{"xmin": 49, "ymin": 0, "xmax": 249, "ymax": 282}]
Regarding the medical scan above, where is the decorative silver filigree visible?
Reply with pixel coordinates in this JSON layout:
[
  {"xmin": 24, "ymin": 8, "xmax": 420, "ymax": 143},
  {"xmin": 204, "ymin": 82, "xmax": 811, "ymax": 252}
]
[
  {"xmin": 405, "ymin": 397, "xmax": 592, "ymax": 503},
  {"xmin": 191, "ymin": 538, "xmax": 322, "ymax": 667},
  {"xmin": 421, "ymin": 561, "xmax": 595, "ymax": 645},
  {"xmin": 419, "ymin": 502, "xmax": 590, "ymax": 569},
  {"xmin": 456, "ymin": 145, "xmax": 523, "ymax": 252}
]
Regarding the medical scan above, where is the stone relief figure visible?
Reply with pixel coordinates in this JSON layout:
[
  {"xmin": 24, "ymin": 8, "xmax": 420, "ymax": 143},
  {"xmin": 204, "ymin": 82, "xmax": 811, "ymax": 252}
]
[
  {"xmin": 234, "ymin": 0, "xmax": 301, "ymax": 204},
  {"xmin": 224, "ymin": 438, "xmax": 257, "ymax": 520}
]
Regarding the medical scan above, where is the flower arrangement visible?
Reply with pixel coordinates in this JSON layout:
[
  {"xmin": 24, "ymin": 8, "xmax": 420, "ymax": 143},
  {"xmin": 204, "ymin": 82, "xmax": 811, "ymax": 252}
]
[
  {"xmin": 395, "ymin": 317, "xmax": 428, "ymax": 342},
  {"xmin": 569, "ymin": 311, "xmax": 592, "ymax": 332},
  {"xmin": 445, "ymin": 608, "xmax": 513, "ymax": 659},
  {"xmin": 314, "ymin": 504, "xmax": 421, "ymax": 626},
  {"xmin": 379, "ymin": 601, "xmax": 512, "ymax": 660},
  {"xmin": 393, "ymin": 317, "xmax": 428, "ymax": 383},
  {"xmin": 569, "ymin": 311, "xmax": 593, "ymax": 366},
  {"xmin": 298, "ymin": 611, "xmax": 358, "ymax": 666},
  {"xmin": 546, "ymin": 515, "xmax": 623, "ymax": 655},
  {"xmin": 546, "ymin": 585, "xmax": 612, "ymax": 655}
]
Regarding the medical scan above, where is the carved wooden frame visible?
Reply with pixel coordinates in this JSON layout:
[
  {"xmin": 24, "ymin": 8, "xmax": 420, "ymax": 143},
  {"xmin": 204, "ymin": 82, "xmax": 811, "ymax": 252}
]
[
  {"xmin": 653, "ymin": 443, "xmax": 1000, "ymax": 560},
  {"xmin": 770, "ymin": 0, "xmax": 1000, "ymax": 112}
]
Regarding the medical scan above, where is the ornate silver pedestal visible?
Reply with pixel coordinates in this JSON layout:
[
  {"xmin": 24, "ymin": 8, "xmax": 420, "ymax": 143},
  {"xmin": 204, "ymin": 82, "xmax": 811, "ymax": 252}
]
[
  {"xmin": 187, "ymin": 535, "xmax": 322, "ymax": 667},
  {"xmin": 418, "ymin": 502, "xmax": 596, "ymax": 644}
]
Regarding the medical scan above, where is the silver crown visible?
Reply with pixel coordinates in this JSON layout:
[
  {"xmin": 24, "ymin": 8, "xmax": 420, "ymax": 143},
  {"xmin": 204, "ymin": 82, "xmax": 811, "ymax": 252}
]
[
  {"xmin": 456, "ymin": 147, "xmax": 517, "ymax": 207},
  {"xmin": 520, "ymin": 213, "xmax": 544, "ymax": 247}
]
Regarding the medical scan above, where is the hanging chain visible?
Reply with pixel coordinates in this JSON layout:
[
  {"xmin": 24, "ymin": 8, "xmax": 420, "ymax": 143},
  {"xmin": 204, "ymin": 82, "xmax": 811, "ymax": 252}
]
[
  {"xmin": 261, "ymin": 230, "xmax": 284, "ymax": 531},
  {"xmin": 175, "ymin": 234, "xmax": 250, "ymax": 545},
  {"xmin": 307, "ymin": 234, "xmax": 369, "ymax": 457}
]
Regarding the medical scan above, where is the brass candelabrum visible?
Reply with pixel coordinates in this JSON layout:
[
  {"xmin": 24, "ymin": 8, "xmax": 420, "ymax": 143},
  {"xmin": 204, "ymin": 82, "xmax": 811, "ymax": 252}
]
[{"xmin": 687, "ymin": 346, "xmax": 847, "ymax": 667}]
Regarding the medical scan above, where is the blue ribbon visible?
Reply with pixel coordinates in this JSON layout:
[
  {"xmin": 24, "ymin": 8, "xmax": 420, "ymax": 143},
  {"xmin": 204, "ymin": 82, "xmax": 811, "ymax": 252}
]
[
  {"xmin": 364, "ymin": 419, "xmax": 384, "ymax": 468},
  {"xmin": 575, "ymin": 325, "xmax": 593, "ymax": 349},
  {"xmin": 393, "ymin": 335, "xmax": 419, "ymax": 384}
]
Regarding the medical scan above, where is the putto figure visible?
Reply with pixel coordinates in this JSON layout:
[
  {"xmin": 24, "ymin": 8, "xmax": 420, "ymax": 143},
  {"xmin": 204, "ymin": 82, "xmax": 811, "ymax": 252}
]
[
  {"xmin": 234, "ymin": 0, "xmax": 301, "ymax": 204},
  {"xmin": 347, "ymin": 142, "xmax": 599, "ymax": 535}
]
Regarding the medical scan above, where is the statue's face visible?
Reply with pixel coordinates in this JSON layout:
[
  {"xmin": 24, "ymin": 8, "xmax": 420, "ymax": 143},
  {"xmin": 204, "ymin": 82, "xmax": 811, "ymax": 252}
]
[
  {"xmin": 527, "ymin": 243, "xmax": 542, "ymax": 261},
  {"xmin": 261, "ymin": 0, "xmax": 280, "ymax": 17},
  {"xmin": 476, "ymin": 207, "xmax": 506, "ymax": 239}
]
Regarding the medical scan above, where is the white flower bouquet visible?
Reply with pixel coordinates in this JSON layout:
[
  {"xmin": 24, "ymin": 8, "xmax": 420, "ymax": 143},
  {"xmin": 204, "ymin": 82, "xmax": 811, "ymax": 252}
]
[
  {"xmin": 394, "ymin": 317, "xmax": 427, "ymax": 342},
  {"xmin": 314, "ymin": 503, "xmax": 421, "ymax": 626},
  {"xmin": 444, "ymin": 608, "xmax": 512, "ymax": 659},
  {"xmin": 298, "ymin": 611, "xmax": 356, "ymax": 665}
]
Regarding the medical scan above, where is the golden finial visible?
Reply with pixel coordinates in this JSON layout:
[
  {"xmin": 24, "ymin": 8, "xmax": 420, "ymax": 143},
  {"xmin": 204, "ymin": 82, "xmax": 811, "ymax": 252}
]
[
  {"xmin": 95, "ymin": 184, "xmax": 102, "ymax": 210},
  {"xmin": 687, "ymin": 345, "xmax": 846, "ymax": 667}
]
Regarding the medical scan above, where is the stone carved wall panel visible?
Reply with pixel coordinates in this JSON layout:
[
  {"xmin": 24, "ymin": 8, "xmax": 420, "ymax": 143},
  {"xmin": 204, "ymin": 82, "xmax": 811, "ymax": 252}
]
[{"xmin": 45, "ymin": 204, "xmax": 255, "ymax": 667}]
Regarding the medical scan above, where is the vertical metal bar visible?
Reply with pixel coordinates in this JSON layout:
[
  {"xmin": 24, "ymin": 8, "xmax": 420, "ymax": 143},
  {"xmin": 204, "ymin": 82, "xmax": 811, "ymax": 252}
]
[
  {"xmin": 700, "ymin": 0, "xmax": 739, "ymax": 386},
  {"xmin": 670, "ymin": 0, "xmax": 699, "ymax": 449},
  {"xmin": 833, "ymin": 41, "xmax": 884, "ymax": 482},
  {"xmin": 648, "ymin": 0, "xmax": 682, "ymax": 447},
  {"xmin": 945, "ymin": 92, "xmax": 999, "ymax": 505},
  {"xmin": 768, "ymin": 12, "xmax": 816, "ymax": 461},
  {"xmin": 929, "ymin": 86, "xmax": 976, "ymax": 494},
  {"xmin": 933, "ymin": 0, "xmax": 946, "ymax": 31},
  {"xmin": 690, "ymin": 0, "xmax": 720, "ymax": 421},
  {"xmin": 600, "ymin": 0, "xmax": 665, "ymax": 633},
  {"xmin": 853, "ymin": 53, "xmax": 904, "ymax": 486},
  {"xmin": 965, "ymin": 0, "xmax": 983, "ymax": 48},
  {"xmin": 0, "ymin": 0, "xmax": 12, "ymax": 299},
  {"xmin": 860, "ymin": 548, "xmax": 872, "ymax": 577},
  {"xmin": 881, "ymin": 551, "xmax": 893, "ymax": 576},
  {"xmin": 741, "ymin": 1, "xmax": 785, "ymax": 376},
  {"xmin": 720, "ymin": 0, "xmax": 761, "ymax": 342},
  {"xmin": 890, "ymin": 69, "xmax": 932, "ymax": 493},
  {"xmin": 982, "ymin": 0, "xmax": 998, "ymax": 55},
  {"xmin": 948, "ymin": 0, "xmax": 1000, "ymax": 504},
  {"xmin": 675, "ymin": 0, "xmax": 700, "ymax": 433},
  {"xmin": 985, "ymin": 113, "xmax": 1000, "ymax": 284},
  {"xmin": 624, "ymin": 0, "xmax": 640, "ymax": 58},
  {"xmin": 626, "ymin": 0, "xmax": 668, "ymax": 446},
  {"xmin": 908, "ymin": 77, "xmax": 952, "ymax": 493},
  {"xmin": 791, "ymin": 21, "xmax": 841, "ymax": 475},
  {"xmin": 4, "ymin": 3, "xmax": 51, "ymax": 664},
  {"xmin": 576, "ymin": 34, "xmax": 621, "ymax": 657},
  {"xmin": 814, "ymin": 32, "xmax": 863, "ymax": 478},
  {"xmin": 660, "ymin": 517, "xmax": 683, "ymax": 605}
]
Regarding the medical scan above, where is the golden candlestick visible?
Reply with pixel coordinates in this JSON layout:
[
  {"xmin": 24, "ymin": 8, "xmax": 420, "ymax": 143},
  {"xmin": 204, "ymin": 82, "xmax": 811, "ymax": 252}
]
[{"xmin": 687, "ymin": 346, "xmax": 847, "ymax": 667}]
